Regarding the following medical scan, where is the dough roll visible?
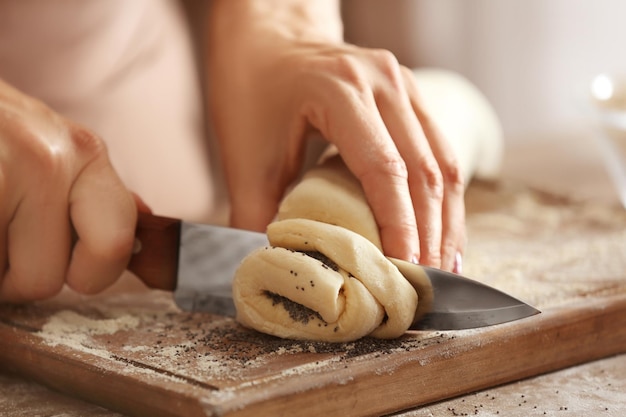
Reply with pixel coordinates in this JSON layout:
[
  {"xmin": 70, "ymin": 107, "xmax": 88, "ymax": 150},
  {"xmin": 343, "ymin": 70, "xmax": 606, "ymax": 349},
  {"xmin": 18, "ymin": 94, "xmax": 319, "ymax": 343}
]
[
  {"xmin": 411, "ymin": 68, "xmax": 503, "ymax": 181},
  {"xmin": 233, "ymin": 218, "xmax": 417, "ymax": 342},
  {"xmin": 278, "ymin": 155, "xmax": 383, "ymax": 250}
]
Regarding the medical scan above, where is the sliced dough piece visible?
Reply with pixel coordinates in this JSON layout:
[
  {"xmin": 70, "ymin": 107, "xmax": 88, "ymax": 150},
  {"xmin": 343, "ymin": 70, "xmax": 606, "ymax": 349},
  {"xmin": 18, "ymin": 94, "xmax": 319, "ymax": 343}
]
[{"xmin": 233, "ymin": 219, "xmax": 417, "ymax": 342}]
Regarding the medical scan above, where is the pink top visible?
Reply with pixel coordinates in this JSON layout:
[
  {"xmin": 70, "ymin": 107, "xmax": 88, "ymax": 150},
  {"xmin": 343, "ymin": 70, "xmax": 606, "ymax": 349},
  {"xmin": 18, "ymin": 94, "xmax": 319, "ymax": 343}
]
[{"xmin": 0, "ymin": 0, "xmax": 219, "ymax": 223}]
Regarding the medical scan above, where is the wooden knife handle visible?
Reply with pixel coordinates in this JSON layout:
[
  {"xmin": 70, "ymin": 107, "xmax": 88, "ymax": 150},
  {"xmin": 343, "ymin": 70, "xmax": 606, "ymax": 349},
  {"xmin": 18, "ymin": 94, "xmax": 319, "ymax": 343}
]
[{"xmin": 127, "ymin": 212, "xmax": 181, "ymax": 291}]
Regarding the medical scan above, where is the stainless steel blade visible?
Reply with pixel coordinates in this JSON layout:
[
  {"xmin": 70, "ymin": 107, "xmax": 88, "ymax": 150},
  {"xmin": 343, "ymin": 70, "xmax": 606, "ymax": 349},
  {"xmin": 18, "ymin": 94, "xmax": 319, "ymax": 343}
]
[
  {"xmin": 172, "ymin": 222, "xmax": 540, "ymax": 330},
  {"xmin": 391, "ymin": 259, "xmax": 541, "ymax": 330},
  {"xmin": 173, "ymin": 222, "xmax": 268, "ymax": 315}
]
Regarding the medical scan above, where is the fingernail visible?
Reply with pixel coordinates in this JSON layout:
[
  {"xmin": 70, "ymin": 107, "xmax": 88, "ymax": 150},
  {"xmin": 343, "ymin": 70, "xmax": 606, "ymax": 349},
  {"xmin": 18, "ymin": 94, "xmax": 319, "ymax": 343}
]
[
  {"xmin": 453, "ymin": 252, "xmax": 463, "ymax": 274},
  {"xmin": 410, "ymin": 255, "xmax": 419, "ymax": 265}
]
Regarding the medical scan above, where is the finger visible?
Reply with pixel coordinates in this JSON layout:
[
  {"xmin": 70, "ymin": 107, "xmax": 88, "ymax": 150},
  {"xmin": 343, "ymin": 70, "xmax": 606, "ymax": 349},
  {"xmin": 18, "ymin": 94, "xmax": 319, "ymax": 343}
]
[
  {"xmin": 405, "ymin": 69, "xmax": 466, "ymax": 271},
  {"xmin": 374, "ymin": 68, "xmax": 444, "ymax": 268},
  {"xmin": 66, "ymin": 153, "xmax": 137, "ymax": 295},
  {"xmin": 420, "ymin": 117, "xmax": 466, "ymax": 271},
  {"xmin": 310, "ymin": 87, "xmax": 420, "ymax": 262},
  {"xmin": 0, "ymin": 193, "xmax": 71, "ymax": 302}
]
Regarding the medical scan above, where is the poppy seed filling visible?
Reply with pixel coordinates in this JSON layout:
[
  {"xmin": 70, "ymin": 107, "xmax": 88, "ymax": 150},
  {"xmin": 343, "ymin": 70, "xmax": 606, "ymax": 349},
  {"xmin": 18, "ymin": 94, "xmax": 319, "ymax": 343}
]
[
  {"xmin": 264, "ymin": 291, "xmax": 325, "ymax": 325},
  {"xmin": 299, "ymin": 250, "xmax": 339, "ymax": 272}
]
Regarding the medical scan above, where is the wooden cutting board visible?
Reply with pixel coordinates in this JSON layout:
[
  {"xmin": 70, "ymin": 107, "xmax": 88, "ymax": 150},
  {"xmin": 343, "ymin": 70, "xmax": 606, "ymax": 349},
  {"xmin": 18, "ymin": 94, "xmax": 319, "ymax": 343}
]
[{"xmin": 1, "ymin": 180, "xmax": 625, "ymax": 417}]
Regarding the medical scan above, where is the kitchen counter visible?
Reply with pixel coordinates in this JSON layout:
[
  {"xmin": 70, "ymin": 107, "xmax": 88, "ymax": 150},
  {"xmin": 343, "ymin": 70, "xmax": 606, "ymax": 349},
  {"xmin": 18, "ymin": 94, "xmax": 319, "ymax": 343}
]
[{"xmin": 1, "ymin": 133, "xmax": 625, "ymax": 416}]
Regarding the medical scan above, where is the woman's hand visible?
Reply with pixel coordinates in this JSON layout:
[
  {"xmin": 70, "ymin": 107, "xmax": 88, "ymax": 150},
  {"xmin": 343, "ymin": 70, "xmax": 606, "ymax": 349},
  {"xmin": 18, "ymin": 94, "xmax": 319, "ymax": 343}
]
[
  {"xmin": 207, "ymin": 0, "xmax": 465, "ymax": 272},
  {"xmin": 0, "ymin": 79, "xmax": 137, "ymax": 302}
]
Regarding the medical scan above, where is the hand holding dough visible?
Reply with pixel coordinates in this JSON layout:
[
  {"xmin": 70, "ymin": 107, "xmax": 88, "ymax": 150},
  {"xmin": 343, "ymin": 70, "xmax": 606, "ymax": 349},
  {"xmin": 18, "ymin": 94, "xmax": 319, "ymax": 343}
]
[
  {"xmin": 233, "ymin": 69, "xmax": 503, "ymax": 342},
  {"xmin": 233, "ymin": 156, "xmax": 417, "ymax": 342}
]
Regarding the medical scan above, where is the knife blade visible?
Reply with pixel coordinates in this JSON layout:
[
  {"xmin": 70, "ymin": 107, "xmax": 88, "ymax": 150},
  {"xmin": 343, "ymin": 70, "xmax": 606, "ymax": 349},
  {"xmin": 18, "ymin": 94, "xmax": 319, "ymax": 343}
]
[{"xmin": 128, "ymin": 212, "xmax": 540, "ymax": 331}]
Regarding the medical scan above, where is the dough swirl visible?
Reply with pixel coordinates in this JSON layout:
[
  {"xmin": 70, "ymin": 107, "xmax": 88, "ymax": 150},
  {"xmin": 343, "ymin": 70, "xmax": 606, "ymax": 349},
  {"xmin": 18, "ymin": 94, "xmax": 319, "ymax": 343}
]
[{"xmin": 233, "ymin": 218, "xmax": 416, "ymax": 342}]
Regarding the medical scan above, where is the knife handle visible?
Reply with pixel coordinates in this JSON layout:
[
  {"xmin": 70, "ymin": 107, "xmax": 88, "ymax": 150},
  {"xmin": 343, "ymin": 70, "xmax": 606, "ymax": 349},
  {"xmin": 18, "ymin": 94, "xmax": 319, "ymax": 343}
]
[{"xmin": 127, "ymin": 212, "xmax": 181, "ymax": 291}]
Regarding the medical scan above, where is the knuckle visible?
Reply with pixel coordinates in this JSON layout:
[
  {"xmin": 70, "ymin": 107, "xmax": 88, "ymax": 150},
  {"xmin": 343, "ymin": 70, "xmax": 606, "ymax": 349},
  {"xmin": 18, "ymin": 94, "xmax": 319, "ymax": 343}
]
[
  {"xmin": 379, "ymin": 154, "xmax": 409, "ymax": 178},
  {"xmin": 421, "ymin": 239, "xmax": 442, "ymax": 260},
  {"xmin": 331, "ymin": 54, "xmax": 369, "ymax": 91},
  {"xmin": 19, "ymin": 136, "xmax": 68, "ymax": 177},
  {"xmin": 440, "ymin": 159, "xmax": 466, "ymax": 192},
  {"xmin": 7, "ymin": 117, "xmax": 64, "ymax": 173},
  {"xmin": 441, "ymin": 238, "xmax": 459, "ymax": 257},
  {"xmin": 362, "ymin": 155, "xmax": 409, "ymax": 184},
  {"xmin": 380, "ymin": 220, "xmax": 416, "ymax": 242},
  {"xmin": 35, "ymin": 146, "xmax": 66, "ymax": 175},
  {"xmin": 417, "ymin": 161, "xmax": 445, "ymax": 201},
  {"xmin": 370, "ymin": 49, "xmax": 400, "ymax": 70},
  {"xmin": 3, "ymin": 106, "xmax": 67, "ymax": 173},
  {"xmin": 70, "ymin": 125, "xmax": 107, "ymax": 160},
  {"xmin": 370, "ymin": 49, "xmax": 404, "ymax": 86},
  {"xmin": 425, "ymin": 252, "xmax": 443, "ymax": 268}
]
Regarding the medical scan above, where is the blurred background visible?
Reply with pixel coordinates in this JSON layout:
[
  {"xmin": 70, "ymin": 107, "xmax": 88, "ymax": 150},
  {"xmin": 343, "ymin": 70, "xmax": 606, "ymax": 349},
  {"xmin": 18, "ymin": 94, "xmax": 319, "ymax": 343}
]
[{"xmin": 342, "ymin": 0, "xmax": 626, "ymax": 145}]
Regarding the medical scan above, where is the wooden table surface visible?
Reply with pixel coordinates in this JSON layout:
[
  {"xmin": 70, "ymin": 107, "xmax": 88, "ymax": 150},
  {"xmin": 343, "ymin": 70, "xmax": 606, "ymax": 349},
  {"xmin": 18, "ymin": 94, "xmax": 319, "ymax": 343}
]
[{"xmin": 1, "ymin": 134, "xmax": 625, "ymax": 416}]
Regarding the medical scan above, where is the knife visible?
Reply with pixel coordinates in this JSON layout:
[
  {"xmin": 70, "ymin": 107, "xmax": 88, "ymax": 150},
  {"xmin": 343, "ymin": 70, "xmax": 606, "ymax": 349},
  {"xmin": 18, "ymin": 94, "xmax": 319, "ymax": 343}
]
[{"xmin": 127, "ymin": 212, "xmax": 540, "ymax": 331}]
